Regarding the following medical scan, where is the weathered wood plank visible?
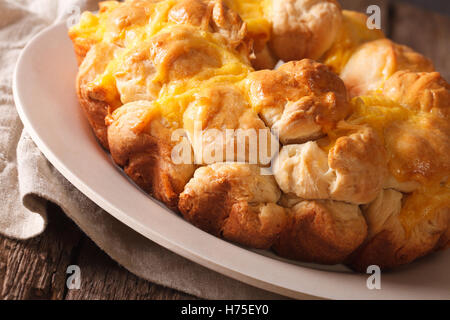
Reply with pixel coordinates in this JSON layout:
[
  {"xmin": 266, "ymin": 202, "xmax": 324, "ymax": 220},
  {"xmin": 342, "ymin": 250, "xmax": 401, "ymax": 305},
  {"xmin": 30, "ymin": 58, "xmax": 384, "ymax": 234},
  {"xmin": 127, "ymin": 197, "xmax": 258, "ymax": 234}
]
[
  {"xmin": 64, "ymin": 237, "xmax": 196, "ymax": 300},
  {"xmin": 390, "ymin": 2, "xmax": 450, "ymax": 81},
  {"xmin": 0, "ymin": 203, "xmax": 82, "ymax": 300},
  {"xmin": 0, "ymin": 203, "xmax": 195, "ymax": 300}
]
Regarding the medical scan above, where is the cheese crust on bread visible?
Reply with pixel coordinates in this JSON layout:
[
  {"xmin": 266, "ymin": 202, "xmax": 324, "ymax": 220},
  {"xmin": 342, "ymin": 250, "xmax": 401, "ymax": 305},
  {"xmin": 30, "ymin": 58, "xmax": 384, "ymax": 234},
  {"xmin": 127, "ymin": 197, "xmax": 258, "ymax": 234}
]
[{"xmin": 69, "ymin": 0, "xmax": 450, "ymax": 271}]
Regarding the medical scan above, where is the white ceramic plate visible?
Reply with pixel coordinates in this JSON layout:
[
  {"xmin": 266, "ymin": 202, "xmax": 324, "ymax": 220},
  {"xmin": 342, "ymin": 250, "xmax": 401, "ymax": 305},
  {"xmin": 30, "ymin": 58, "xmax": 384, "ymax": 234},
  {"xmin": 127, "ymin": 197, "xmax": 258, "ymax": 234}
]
[{"xmin": 13, "ymin": 22, "xmax": 450, "ymax": 300}]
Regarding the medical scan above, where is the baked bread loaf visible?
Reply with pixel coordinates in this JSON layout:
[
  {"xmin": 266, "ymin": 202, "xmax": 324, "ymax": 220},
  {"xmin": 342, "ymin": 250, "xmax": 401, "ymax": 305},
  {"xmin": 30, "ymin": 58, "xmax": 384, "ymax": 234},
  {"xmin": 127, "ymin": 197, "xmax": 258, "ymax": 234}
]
[{"xmin": 69, "ymin": 0, "xmax": 449, "ymax": 271}]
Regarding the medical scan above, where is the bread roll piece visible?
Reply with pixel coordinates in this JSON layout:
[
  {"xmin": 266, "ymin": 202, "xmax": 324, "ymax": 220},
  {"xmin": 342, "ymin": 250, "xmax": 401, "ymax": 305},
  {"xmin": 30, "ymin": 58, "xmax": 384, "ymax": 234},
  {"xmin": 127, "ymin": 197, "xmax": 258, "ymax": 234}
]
[
  {"xmin": 356, "ymin": 69, "xmax": 450, "ymax": 192},
  {"xmin": 247, "ymin": 59, "xmax": 351, "ymax": 144},
  {"xmin": 273, "ymin": 200, "xmax": 367, "ymax": 264},
  {"xmin": 320, "ymin": 10, "xmax": 385, "ymax": 74},
  {"xmin": 179, "ymin": 164, "xmax": 287, "ymax": 249},
  {"xmin": 69, "ymin": 1, "xmax": 121, "ymax": 64},
  {"xmin": 72, "ymin": 0, "xmax": 252, "ymax": 149},
  {"xmin": 108, "ymin": 101, "xmax": 196, "ymax": 210},
  {"xmin": 69, "ymin": 0, "xmax": 250, "ymax": 64},
  {"xmin": 383, "ymin": 70, "xmax": 450, "ymax": 118},
  {"xmin": 341, "ymin": 39, "xmax": 434, "ymax": 97},
  {"xmin": 270, "ymin": 0, "xmax": 342, "ymax": 61},
  {"xmin": 169, "ymin": 0, "xmax": 250, "ymax": 53},
  {"xmin": 183, "ymin": 85, "xmax": 275, "ymax": 165},
  {"xmin": 113, "ymin": 42, "xmax": 160, "ymax": 105},
  {"xmin": 71, "ymin": 1, "xmax": 450, "ymax": 271},
  {"xmin": 77, "ymin": 23, "xmax": 235, "ymax": 149},
  {"xmin": 274, "ymin": 126, "xmax": 387, "ymax": 205},
  {"xmin": 114, "ymin": 24, "xmax": 233, "ymax": 104},
  {"xmin": 76, "ymin": 42, "xmax": 121, "ymax": 149},
  {"xmin": 350, "ymin": 189, "xmax": 450, "ymax": 271}
]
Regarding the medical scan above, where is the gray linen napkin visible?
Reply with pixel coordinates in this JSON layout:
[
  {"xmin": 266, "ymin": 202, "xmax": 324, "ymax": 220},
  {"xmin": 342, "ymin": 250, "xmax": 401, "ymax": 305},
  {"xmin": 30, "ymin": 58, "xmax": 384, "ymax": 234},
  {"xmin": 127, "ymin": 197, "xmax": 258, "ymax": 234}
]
[{"xmin": 0, "ymin": 0, "xmax": 283, "ymax": 300}]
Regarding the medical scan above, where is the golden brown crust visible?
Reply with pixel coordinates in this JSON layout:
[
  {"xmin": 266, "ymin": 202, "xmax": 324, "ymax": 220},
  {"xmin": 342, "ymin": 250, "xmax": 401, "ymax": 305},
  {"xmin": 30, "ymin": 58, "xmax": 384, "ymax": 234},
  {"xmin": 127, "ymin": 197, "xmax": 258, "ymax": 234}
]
[
  {"xmin": 69, "ymin": 36, "xmax": 96, "ymax": 66},
  {"xmin": 183, "ymin": 85, "xmax": 274, "ymax": 165},
  {"xmin": 437, "ymin": 227, "xmax": 450, "ymax": 250},
  {"xmin": 383, "ymin": 70, "xmax": 450, "ymax": 118},
  {"xmin": 169, "ymin": 0, "xmax": 250, "ymax": 54},
  {"xmin": 273, "ymin": 200, "xmax": 367, "ymax": 264},
  {"xmin": 222, "ymin": 202, "xmax": 287, "ymax": 249},
  {"xmin": 76, "ymin": 42, "xmax": 119, "ymax": 149},
  {"xmin": 340, "ymin": 43, "xmax": 450, "ymax": 270},
  {"xmin": 108, "ymin": 101, "xmax": 196, "ymax": 210},
  {"xmin": 341, "ymin": 39, "xmax": 435, "ymax": 97},
  {"xmin": 179, "ymin": 177, "xmax": 232, "ymax": 235},
  {"xmin": 270, "ymin": 0, "xmax": 342, "ymax": 61},
  {"xmin": 348, "ymin": 230, "xmax": 402, "ymax": 272},
  {"xmin": 247, "ymin": 59, "xmax": 351, "ymax": 144},
  {"xmin": 349, "ymin": 189, "xmax": 450, "ymax": 271},
  {"xmin": 69, "ymin": 1, "xmax": 450, "ymax": 271},
  {"xmin": 179, "ymin": 164, "xmax": 287, "ymax": 249}
]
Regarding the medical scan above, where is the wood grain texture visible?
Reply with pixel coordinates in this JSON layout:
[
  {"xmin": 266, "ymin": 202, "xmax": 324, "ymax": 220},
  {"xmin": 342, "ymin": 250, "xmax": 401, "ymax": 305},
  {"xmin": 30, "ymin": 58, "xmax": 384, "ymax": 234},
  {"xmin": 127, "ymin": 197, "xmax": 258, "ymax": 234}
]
[
  {"xmin": 0, "ymin": 203, "xmax": 81, "ymax": 300},
  {"xmin": 0, "ymin": 203, "xmax": 195, "ymax": 300},
  {"xmin": 65, "ymin": 237, "xmax": 195, "ymax": 300}
]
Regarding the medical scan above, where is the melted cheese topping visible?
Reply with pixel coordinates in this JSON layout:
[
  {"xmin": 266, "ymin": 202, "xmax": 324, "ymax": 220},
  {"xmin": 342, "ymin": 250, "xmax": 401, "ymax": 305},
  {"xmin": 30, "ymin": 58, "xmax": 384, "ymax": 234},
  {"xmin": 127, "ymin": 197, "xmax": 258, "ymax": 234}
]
[
  {"xmin": 224, "ymin": 0, "xmax": 272, "ymax": 42},
  {"xmin": 144, "ymin": 60, "xmax": 252, "ymax": 129},
  {"xmin": 71, "ymin": 0, "xmax": 272, "ymax": 50},
  {"xmin": 323, "ymin": 96, "xmax": 449, "ymax": 235},
  {"xmin": 71, "ymin": 0, "xmax": 254, "ymax": 128},
  {"xmin": 321, "ymin": 10, "xmax": 384, "ymax": 74},
  {"xmin": 70, "ymin": 2, "xmax": 118, "ymax": 43},
  {"xmin": 318, "ymin": 95, "xmax": 412, "ymax": 153},
  {"xmin": 71, "ymin": 1, "xmax": 448, "ymax": 236},
  {"xmin": 70, "ymin": 0, "xmax": 269, "ymax": 120},
  {"xmin": 71, "ymin": 0, "xmax": 180, "ymax": 45},
  {"xmin": 347, "ymin": 96, "xmax": 414, "ymax": 137},
  {"xmin": 400, "ymin": 182, "xmax": 450, "ymax": 238}
]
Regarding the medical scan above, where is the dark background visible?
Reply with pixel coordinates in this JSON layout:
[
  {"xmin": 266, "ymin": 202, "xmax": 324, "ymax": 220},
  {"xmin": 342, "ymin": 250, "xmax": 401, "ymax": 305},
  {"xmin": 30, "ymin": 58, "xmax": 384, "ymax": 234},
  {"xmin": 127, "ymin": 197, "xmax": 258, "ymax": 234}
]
[
  {"xmin": 347, "ymin": 0, "xmax": 450, "ymax": 15},
  {"xmin": 402, "ymin": 0, "xmax": 450, "ymax": 15}
]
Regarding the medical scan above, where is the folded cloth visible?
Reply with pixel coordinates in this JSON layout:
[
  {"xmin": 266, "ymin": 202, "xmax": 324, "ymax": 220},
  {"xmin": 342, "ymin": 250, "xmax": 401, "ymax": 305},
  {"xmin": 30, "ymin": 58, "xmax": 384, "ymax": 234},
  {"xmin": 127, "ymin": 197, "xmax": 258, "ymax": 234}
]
[{"xmin": 0, "ymin": 0, "xmax": 283, "ymax": 300}]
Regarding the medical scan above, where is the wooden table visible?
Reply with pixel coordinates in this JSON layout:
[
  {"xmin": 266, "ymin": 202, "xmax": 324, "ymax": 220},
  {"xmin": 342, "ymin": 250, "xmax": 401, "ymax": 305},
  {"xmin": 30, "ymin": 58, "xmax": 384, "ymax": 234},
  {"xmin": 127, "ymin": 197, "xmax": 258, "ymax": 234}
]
[{"xmin": 1, "ymin": 0, "xmax": 448, "ymax": 300}]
